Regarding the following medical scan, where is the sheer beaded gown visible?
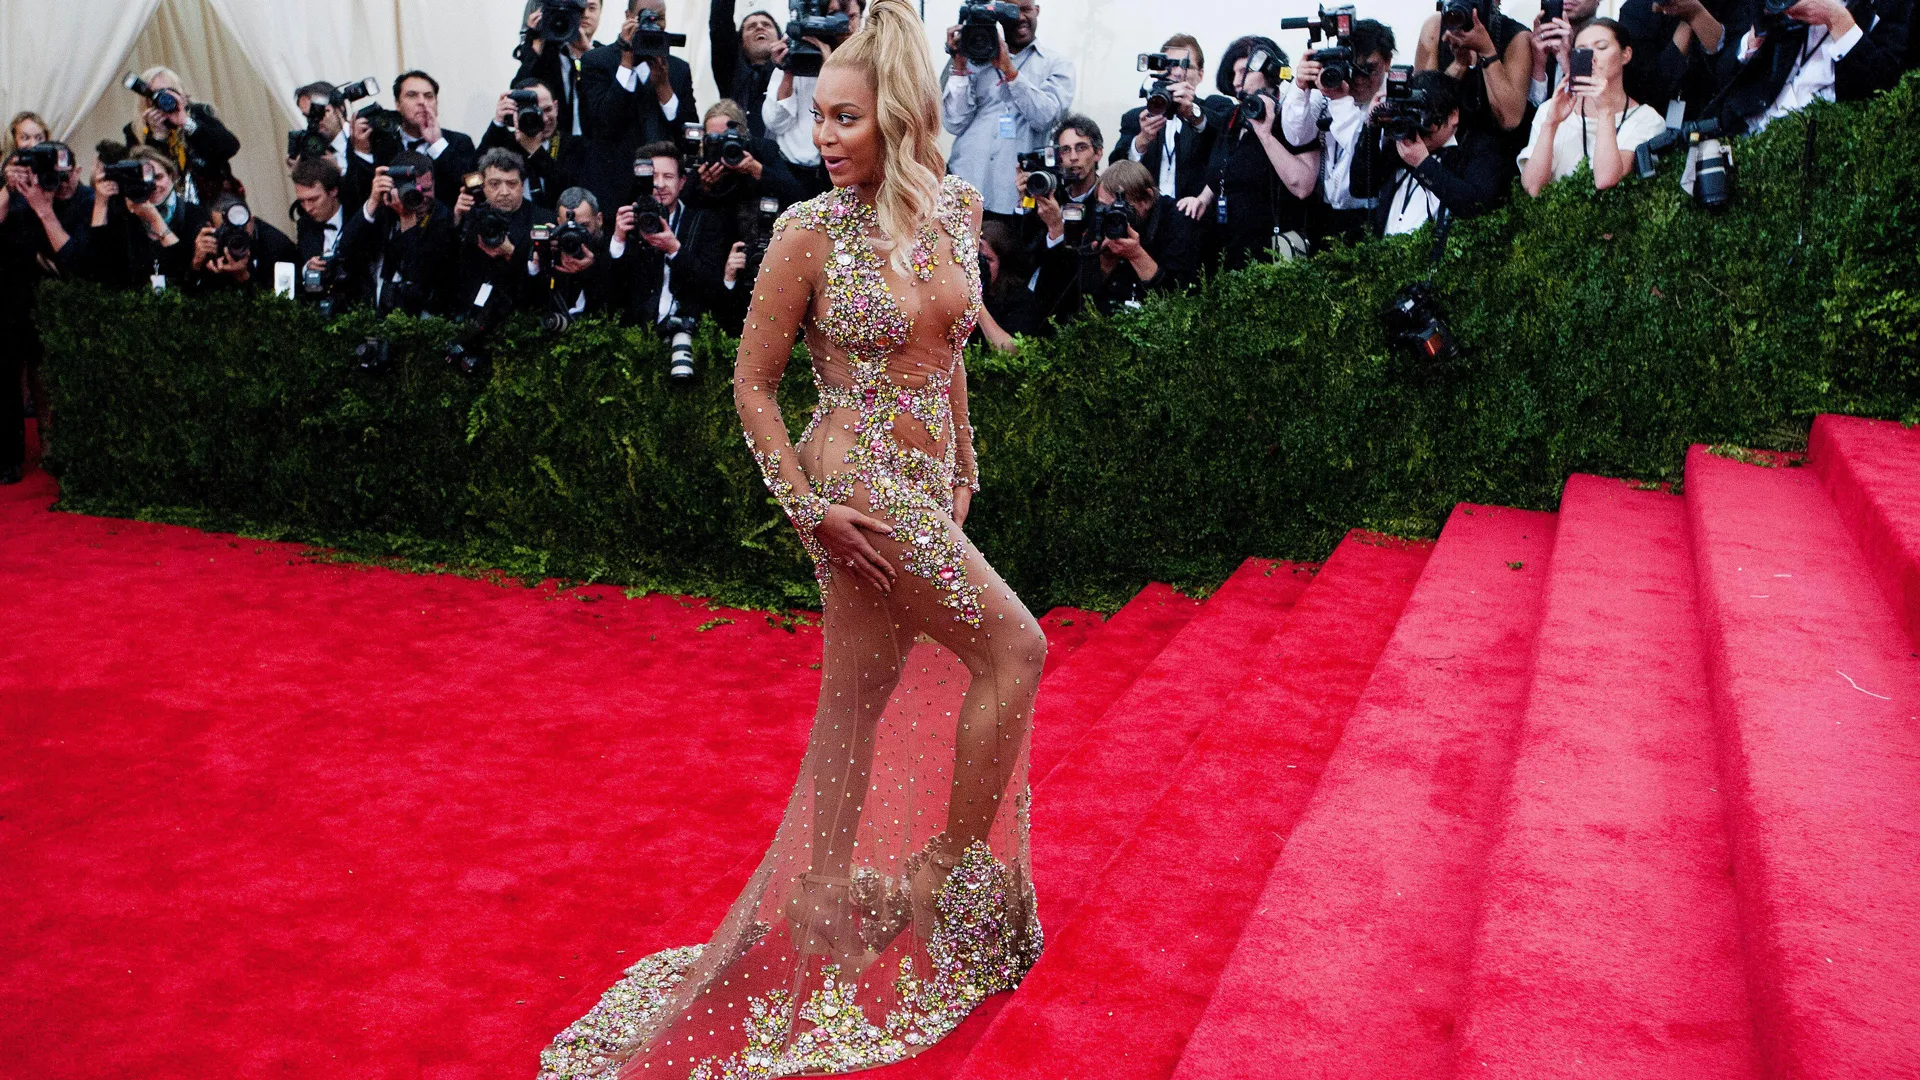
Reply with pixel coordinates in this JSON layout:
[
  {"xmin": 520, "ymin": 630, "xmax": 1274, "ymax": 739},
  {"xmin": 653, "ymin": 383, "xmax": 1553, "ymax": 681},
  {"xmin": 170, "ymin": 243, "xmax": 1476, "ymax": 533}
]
[{"xmin": 539, "ymin": 174, "xmax": 1047, "ymax": 1079}]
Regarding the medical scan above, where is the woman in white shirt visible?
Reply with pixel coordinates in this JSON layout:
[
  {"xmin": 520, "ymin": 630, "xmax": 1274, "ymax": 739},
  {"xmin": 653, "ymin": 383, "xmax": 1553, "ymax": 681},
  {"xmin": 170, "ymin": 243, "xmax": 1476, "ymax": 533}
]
[{"xmin": 1519, "ymin": 19, "xmax": 1666, "ymax": 195}]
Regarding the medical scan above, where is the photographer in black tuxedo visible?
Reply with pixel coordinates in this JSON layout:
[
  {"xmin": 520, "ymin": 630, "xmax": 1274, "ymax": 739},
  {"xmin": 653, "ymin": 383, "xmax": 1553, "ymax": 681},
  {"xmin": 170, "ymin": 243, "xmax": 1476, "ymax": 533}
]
[
  {"xmin": 449, "ymin": 147, "xmax": 557, "ymax": 323},
  {"xmin": 480, "ymin": 77, "xmax": 574, "ymax": 208},
  {"xmin": 515, "ymin": 0, "xmax": 606, "ymax": 140},
  {"xmin": 392, "ymin": 70, "xmax": 479, "ymax": 209},
  {"xmin": 289, "ymin": 157, "xmax": 350, "ymax": 303},
  {"xmin": 578, "ymin": 0, "xmax": 699, "ymax": 213},
  {"xmin": 1710, "ymin": 0, "xmax": 1909, "ymax": 134},
  {"xmin": 1112, "ymin": 33, "xmax": 1226, "ymax": 200},
  {"xmin": 186, "ymin": 195, "xmax": 298, "ymax": 295},
  {"xmin": 525, "ymin": 186, "xmax": 618, "ymax": 321},
  {"xmin": 608, "ymin": 142, "xmax": 727, "ymax": 337},
  {"xmin": 336, "ymin": 150, "xmax": 459, "ymax": 315}
]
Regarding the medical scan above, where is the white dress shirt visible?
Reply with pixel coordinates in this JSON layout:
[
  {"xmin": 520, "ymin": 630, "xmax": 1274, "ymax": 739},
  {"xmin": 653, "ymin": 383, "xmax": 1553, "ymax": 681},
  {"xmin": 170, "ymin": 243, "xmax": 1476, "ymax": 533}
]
[
  {"xmin": 404, "ymin": 133, "xmax": 449, "ymax": 159},
  {"xmin": 328, "ymin": 129, "xmax": 351, "ymax": 176},
  {"xmin": 608, "ymin": 202, "xmax": 687, "ymax": 324},
  {"xmin": 1280, "ymin": 84, "xmax": 1377, "ymax": 210},
  {"xmin": 942, "ymin": 42, "xmax": 1078, "ymax": 215},
  {"xmin": 762, "ymin": 74, "xmax": 822, "ymax": 167},
  {"xmin": 1740, "ymin": 23, "xmax": 1864, "ymax": 133},
  {"xmin": 1382, "ymin": 135, "xmax": 1459, "ymax": 236},
  {"xmin": 320, "ymin": 205, "xmax": 344, "ymax": 258},
  {"xmin": 614, "ymin": 61, "xmax": 682, "ymax": 126},
  {"xmin": 1125, "ymin": 108, "xmax": 1208, "ymax": 200}
]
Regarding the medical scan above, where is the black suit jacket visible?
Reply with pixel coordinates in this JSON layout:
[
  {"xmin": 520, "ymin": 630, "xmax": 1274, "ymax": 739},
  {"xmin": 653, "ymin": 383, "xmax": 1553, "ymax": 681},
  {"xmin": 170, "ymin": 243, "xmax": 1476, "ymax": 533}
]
[
  {"xmin": 449, "ymin": 199, "xmax": 556, "ymax": 322},
  {"xmin": 524, "ymin": 237, "xmax": 619, "ymax": 316},
  {"xmin": 1712, "ymin": 0, "xmax": 1912, "ymax": 131},
  {"xmin": 579, "ymin": 45, "xmax": 700, "ymax": 212},
  {"xmin": 478, "ymin": 124, "xmax": 576, "ymax": 209},
  {"xmin": 401, "ymin": 129, "xmax": 479, "ymax": 209},
  {"xmin": 1350, "ymin": 124, "xmax": 1509, "ymax": 235},
  {"xmin": 294, "ymin": 206, "xmax": 349, "ymax": 264},
  {"xmin": 188, "ymin": 220, "xmax": 299, "ymax": 295},
  {"xmin": 710, "ymin": 0, "xmax": 777, "ymax": 137},
  {"xmin": 337, "ymin": 200, "xmax": 460, "ymax": 315},
  {"xmin": 1109, "ymin": 97, "xmax": 1228, "ymax": 200},
  {"xmin": 610, "ymin": 203, "xmax": 726, "ymax": 328},
  {"xmin": 515, "ymin": 38, "xmax": 597, "ymax": 138},
  {"xmin": 129, "ymin": 102, "xmax": 241, "ymax": 203},
  {"xmin": 68, "ymin": 196, "xmax": 208, "ymax": 289}
]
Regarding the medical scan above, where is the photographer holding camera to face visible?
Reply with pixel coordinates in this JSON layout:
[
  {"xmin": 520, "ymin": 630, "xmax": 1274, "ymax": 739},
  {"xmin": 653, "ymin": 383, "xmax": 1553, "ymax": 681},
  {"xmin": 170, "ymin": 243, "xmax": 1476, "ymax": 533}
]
[
  {"xmin": 290, "ymin": 80, "xmax": 379, "ymax": 210},
  {"xmin": 1016, "ymin": 115, "xmax": 1105, "ymax": 318},
  {"xmin": 68, "ymin": 145, "xmax": 206, "ymax": 290},
  {"xmin": 392, "ymin": 70, "xmax": 479, "ymax": 209},
  {"xmin": 578, "ymin": 0, "xmax": 699, "ymax": 213},
  {"xmin": 1283, "ymin": 15, "xmax": 1399, "ymax": 244},
  {"xmin": 1711, "ymin": 0, "xmax": 1909, "ymax": 135},
  {"xmin": 1115, "ymin": 34, "xmax": 1227, "ymax": 202},
  {"xmin": 1415, "ymin": 0, "xmax": 1536, "ymax": 142},
  {"xmin": 121, "ymin": 67, "xmax": 241, "ymax": 205},
  {"xmin": 449, "ymin": 147, "xmax": 556, "ymax": 323},
  {"xmin": 524, "ymin": 186, "xmax": 617, "ymax": 325},
  {"xmin": 1, "ymin": 117, "xmax": 93, "ymax": 483},
  {"xmin": 761, "ymin": 0, "xmax": 866, "ymax": 197},
  {"xmin": 1179, "ymin": 37, "xmax": 1320, "ymax": 270},
  {"xmin": 1351, "ymin": 68, "xmax": 1506, "ymax": 234},
  {"xmin": 1520, "ymin": 20, "xmax": 1667, "ymax": 194},
  {"xmin": 335, "ymin": 150, "xmax": 459, "ymax": 316},
  {"xmin": 516, "ymin": 0, "xmax": 606, "ymax": 141},
  {"xmin": 481, "ymin": 77, "xmax": 574, "ymax": 208},
  {"xmin": 608, "ymin": 143, "xmax": 728, "ymax": 363},
  {"xmin": 942, "ymin": 0, "xmax": 1077, "ymax": 221},
  {"xmin": 1058, "ymin": 160, "xmax": 1201, "ymax": 317},
  {"xmin": 689, "ymin": 99, "xmax": 806, "ymax": 216},
  {"xmin": 710, "ymin": 0, "xmax": 784, "ymax": 137},
  {"xmin": 187, "ymin": 194, "xmax": 298, "ymax": 295}
]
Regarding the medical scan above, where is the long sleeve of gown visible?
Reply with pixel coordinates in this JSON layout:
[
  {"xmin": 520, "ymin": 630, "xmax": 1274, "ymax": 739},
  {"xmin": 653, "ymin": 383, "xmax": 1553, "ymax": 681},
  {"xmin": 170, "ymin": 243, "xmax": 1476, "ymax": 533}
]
[
  {"xmin": 950, "ymin": 354, "xmax": 980, "ymax": 493},
  {"xmin": 733, "ymin": 218, "xmax": 832, "ymax": 543}
]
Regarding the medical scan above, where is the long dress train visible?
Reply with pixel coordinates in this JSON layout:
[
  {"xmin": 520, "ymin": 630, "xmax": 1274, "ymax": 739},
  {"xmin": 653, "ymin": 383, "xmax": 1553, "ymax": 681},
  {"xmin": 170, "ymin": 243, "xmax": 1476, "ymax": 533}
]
[{"xmin": 538, "ymin": 175, "xmax": 1046, "ymax": 1079}]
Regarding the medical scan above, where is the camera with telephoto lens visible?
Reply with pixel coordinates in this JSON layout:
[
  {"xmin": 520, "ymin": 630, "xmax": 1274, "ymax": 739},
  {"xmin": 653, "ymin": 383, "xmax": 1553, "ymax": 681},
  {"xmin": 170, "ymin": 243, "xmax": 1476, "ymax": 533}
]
[
  {"xmin": 354, "ymin": 336, "xmax": 394, "ymax": 373},
  {"xmin": 1017, "ymin": 147, "xmax": 1062, "ymax": 198},
  {"xmin": 18, "ymin": 142, "xmax": 74, "ymax": 191},
  {"xmin": 1383, "ymin": 281, "xmax": 1457, "ymax": 362},
  {"xmin": 1373, "ymin": 65, "xmax": 1434, "ymax": 142},
  {"xmin": 215, "ymin": 202, "xmax": 253, "ymax": 263},
  {"xmin": 957, "ymin": 1, "xmax": 1021, "ymax": 64},
  {"xmin": 538, "ymin": 0, "xmax": 588, "ymax": 43},
  {"xmin": 1282, "ymin": 6, "xmax": 1359, "ymax": 91},
  {"xmin": 357, "ymin": 104, "xmax": 405, "ymax": 166},
  {"xmin": 782, "ymin": 0, "xmax": 853, "ymax": 76},
  {"xmin": 1437, "ymin": 0, "xmax": 1492, "ymax": 33},
  {"xmin": 664, "ymin": 315, "xmax": 698, "ymax": 379},
  {"xmin": 103, "ymin": 159, "xmax": 157, "ymax": 204},
  {"xmin": 385, "ymin": 164, "xmax": 430, "ymax": 214},
  {"xmin": 1634, "ymin": 116, "xmax": 1732, "ymax": 209},
  {"xmin": 629, "ymin": 158, "xmax": 668, "ymax": 234},
  {"xmin": 703, "ymin": 124, "xmax": 751, "ymax": 167},
  {"xmin": 289, "ymin": 77, "xmax": 379, "ymax": 161},
  {"xmin": 1136, "ymin": 53, "xmax": 1192, "ymax": 117},
  {"xmin": 628, "ymin": 8, "xmax": 687, "ymax": 57},
  {"xmin": 508, "ymin": 88, "xmax": 546, "ymax": 137},
  {"xmin": 124, "ymin": 73, "xmax": 183, "ymax": 115}
]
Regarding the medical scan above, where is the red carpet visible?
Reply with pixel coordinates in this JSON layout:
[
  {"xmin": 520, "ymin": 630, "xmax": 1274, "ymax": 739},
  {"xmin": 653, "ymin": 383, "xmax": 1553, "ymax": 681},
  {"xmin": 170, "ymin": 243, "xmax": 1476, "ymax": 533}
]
[{"xmin": 9, "ymin": 412, "xmax": 1920, "ymax": 1079}]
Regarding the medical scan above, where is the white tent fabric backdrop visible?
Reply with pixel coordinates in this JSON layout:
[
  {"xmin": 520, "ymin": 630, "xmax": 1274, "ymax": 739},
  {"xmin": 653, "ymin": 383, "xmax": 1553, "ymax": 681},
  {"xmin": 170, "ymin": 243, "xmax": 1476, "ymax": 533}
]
[{"xmin": 3, "ymin": 0, "xmax": 1585, "ymax": 238}]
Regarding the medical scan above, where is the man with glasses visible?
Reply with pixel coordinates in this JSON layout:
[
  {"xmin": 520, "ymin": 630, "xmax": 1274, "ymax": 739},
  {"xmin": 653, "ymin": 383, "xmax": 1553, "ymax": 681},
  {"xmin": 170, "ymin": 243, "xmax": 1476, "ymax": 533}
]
[{"xmin": 1281, "ymin": 18, "xmax": 1397, "ymax": 244}]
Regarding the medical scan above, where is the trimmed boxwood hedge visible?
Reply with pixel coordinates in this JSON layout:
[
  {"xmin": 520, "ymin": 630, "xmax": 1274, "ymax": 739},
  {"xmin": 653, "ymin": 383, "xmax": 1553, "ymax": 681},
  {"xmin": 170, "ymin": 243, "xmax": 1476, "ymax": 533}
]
[{"xmin": 38, "ymin": 77, "xmax": 1920, "ymax": 613}]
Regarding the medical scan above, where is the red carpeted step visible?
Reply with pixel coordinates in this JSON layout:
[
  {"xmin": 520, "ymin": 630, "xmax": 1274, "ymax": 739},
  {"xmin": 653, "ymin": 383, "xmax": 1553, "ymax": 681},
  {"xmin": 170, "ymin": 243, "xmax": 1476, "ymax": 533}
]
[
  {"xmin": 1037, "ymin": 607, "xmax": 1108, "ymax": 676},
  {"xmin": 945, "ymin": 532, "xmax": 1431, "ymax": 1080},
  {"xmin": 1685, "ymin": 445, "xmax": 1920, "ymax": 1077},
  {"xmin": 1451, "ymin": 476, "xmax": 1755, "ymax": 1079},
  {"xmin": 1809, "ymin": 414, "xmax": 1920, "ymax": 651},
  {"xmin": 1028, "ymin": 583, "xmax": 1203, "ymax": 785},
  {"xmin": 1170, "ymin": 505, "xmax": 1555, "ymax": 1080}
]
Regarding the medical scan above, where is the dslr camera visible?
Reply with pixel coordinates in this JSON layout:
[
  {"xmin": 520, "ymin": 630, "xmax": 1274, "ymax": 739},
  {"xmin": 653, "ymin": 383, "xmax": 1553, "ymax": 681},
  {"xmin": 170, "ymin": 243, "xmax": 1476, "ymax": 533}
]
[
  {"xmin": 215, "ymin": 202, "xmax": 254, "ymax": 264},
  {"xmin": 783, "ymin": 0, "xmax": 854, "ymax": 77},
  {"xmin": 630, "ymin": 158, "xmax": 668, "ymax": 234},
  {"xmin": 1136, "ymin": 53, "xmax": 1192, "ymax": 117},
  {"xmin": 743, "ymin": 194, "xmax": 782, "ymax": 275},
  {"xmin": 288, "ymin": 77, "xmax": 379, "ymax": 161},
  {"xmin": 1436, "ymin": 0, "xmax": 1493, "ymax": 33},
  {"xmin": 1283, "ymin": 5, "xmax": 1361, "ymax": 92},
  {"xmin": 628, "ymin": 8, "xmax": 687, "ymax": 57},
  {"xmin": 385, "ymin": 164, "xmax": 431, "ymax": 214},
  {"xmin": 1634, "ymin": 116, "xmax": 1732, "ymax": 209},
  {"xmin": 103, "ymin": 159, "xmax": 158, "ymax": 204},
  {"xmin": 508, "ymin": 88, "xmax": 546, "ymax": 137},
  {"xmin": 702, "ymin": 123, "xmax": 751, "ymax": 167},
  {"xmin": 123, "ymin": 73, "xmax": 183, "ymax": 115},
  {"xmin": 469, "ymin": 205, "xmax": 513, "ymax": 249},
  {"xmin": 17, "ymin": 142, "xmax": 74, "ymax": 191},
  {"xmin": 1230, "ymin": 48, "xmax": 1289, "ymax": 130},
  {"xmin": 1754, "ymin": 0, "xmax": 1805, "ymax": 34},
  {"xmin": 1017, "ymin": 147, "xmax": 1063, "ymax": 198},
  {"xmin": 1382, "ymin": 281, "xmax": 1457, "ymax": 362},
  {"xmin": 1373, "ymin": 65, "xmax": 1434, "ymax": 142},
  {"xmin": 537, "ymin": 0, "xmax": 589, "ymax": 43},
  {"xmin": 1086, "ymin": 201, "xmax": 1136, "ymax": 244},
  {"xmin": 956, "ymin": 2, "xmax": 1021, "ymax": 65},
  {"xmin": 357, "ymin": 103, "xmax": 406, "ymax": 166}
]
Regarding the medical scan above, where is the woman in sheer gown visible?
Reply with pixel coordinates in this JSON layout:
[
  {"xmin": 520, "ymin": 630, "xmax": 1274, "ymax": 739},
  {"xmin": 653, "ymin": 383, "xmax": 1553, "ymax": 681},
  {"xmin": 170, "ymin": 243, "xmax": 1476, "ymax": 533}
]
[{"xmin": 538, "ymin": 3, "xmax": 1047, "ymax": 1076}]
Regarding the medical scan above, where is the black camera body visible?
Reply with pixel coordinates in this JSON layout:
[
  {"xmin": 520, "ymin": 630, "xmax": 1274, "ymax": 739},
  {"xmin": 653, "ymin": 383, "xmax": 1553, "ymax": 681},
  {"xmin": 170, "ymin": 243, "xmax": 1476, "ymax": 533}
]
[
  {"xmin": 1137, "ymin": 52, "xmax": 1192, "ymax": 117},
  {"xmin": 1017, "ymin": 147, "xmax": 1063, "ymax": 198},
  {"xmin": 539, "ymin": 0, "xmax": 588, "ymax": 43},
  {"xmin": 1436, "ymin": 0, "xmax": 1491, "ymax": 33},
  {"xmin": 743, "ymin": 194, "xmax": 782, "ymax": 271},
  {"xmin": 19, "ymin": 142, "xmax": 74, "ymax": 191},
  {"xmin": 628, "ymin": 8, "xmax": 688, "ymax": 57},
  {"xmin": 468, "ymin": 204, "xmax": 512, "ymax": 248},
  {"xmin": 783, "ymin": 0, "xmax": 853, "ymax": 76},
  {"xmin": 357, "ymin": 104, "xmax": 406, "ymax": 166},
  {"xmin": 703, "ymin": 125, "xmax": 751, "ymax": 167},
  {"xmin": 1755, "ymin": 0, "xmax": 1806, "ymax": 34},
  {"xmin": 629, "ymin": 158, "xmax": 668, "ymax": 234},
  {"xmin": 552, "ymin": 220, "xmax": 593, "ymax": 261},
  {"xmin": 386, "ymin": 164, "xmax": 431, "ymax": 214},
  {"xmin": 1634, "ymin": 117, "xmax": 1732, "ymax": 208},
  {"xmin": 354, "ymin": 336, "xmax": 394, "ymax": 373},
  {"xmin": 508, "ymin": 89, "xmax": 546, "ymax": 137},
  {"xmin": 295, "ymin": 74, "xmax": 380, "ymax": 156},
  {"xmin": 957, "ymin": 1, "xmax": 1021, "ymax": 64},
  {"xmin": 1383, "ymin": 281, "xmax": 1457, "ymax": 362},
  {"xmin": 1088, "ymin": 201, "xmax": 1137, "ymax": 243},
  {"xmin": 1232, "ymin": 88, "xmax": 1282, "ymax": 133},
  {"xmin": 1282, "ymin": 6, "xmax": 1359, "ymax": 89},
  {"xmin": 1374, "ymin": 65, "xmax": 1434, "ymax": 142},
  {"xmin": 215, "ymin": 202, "xmax": 254, "ymax": 263},
  {"xmin": 124, "ymin": 73, "xmax": 183, "ymax": 116},
  {"xmin": 103, "ymin": 159, "xmax": 157, "ymax": 204}
]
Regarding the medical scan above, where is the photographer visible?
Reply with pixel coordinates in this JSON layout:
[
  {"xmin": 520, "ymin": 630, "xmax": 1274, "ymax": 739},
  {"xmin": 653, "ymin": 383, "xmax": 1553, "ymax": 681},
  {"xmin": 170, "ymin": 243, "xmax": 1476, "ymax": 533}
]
[
  {"xmin": 1, "ymin": 125, "xmax": 92, "ymax": 483},
  {"xmin": 608, "ymin": 142, "xmax": 728, "ymax": 334},
  {"xmin": 711, "ymin": 0, "xmax": 784, "ymax": 137},
  {"xmin": 761, "ymin": 0, "xmax": 866, "ymax": 197},
  {"xmin": 1073, "ymin": 160, "xmax": 1199, "ymax": 313},
  {"xmin": 1017, "ymin": 115, "xmax": 1104, "ymax": 315},
  {"xmin": 687, "ymin": 100, "xmax": 805, "ymax": 218},
  {"xmin": 291, "ymin": 81, "xmax": 374, "ymax": 209},
  {"xmin": 1520, "ymin": 20, "xmax": 1667, "ymax": 194},
  {"xmin": 942, "ymin": 0, "xmax": 1078, "ymax": 220},
  {"xmin": 515, "ymin": 0, "xmax": 605, "ymax": 140},
  {"xmin": 68, "ymin": 146, "xmax": 206, "ymax": 289},
  {"xmin": 289, "ymin": 157, "xmax": 349, "ymax": 300},
  {"xmin": 392, "ymin": 70, "xmax": 479, "ymax": 209},
  {"xmin": 1282, "ymin": 19, "xmax": 1398, "ymax": 244},
  {"xmin": 1179, "ymin": 37, "xmax": 1319, "ymax": 270},
  {"xmin": 451, "ymin": 148, "xmax": 557, "ymax": 321},
  {"xmin": 187, "ymin": 195, "xmax": 298, "ymax": 295},
  {"xmin": 1414, "ymin": 0, "xmax": 1536, "ymax": 137},
  {"xmin": 1711, "ymin": 0, "xmax": 1910, "ymax": 134},
  {"xmin": 336, "ymin": 151, "xmax": 459, "ymax": 315},
  {"xmin": 122, "ymin": 67, "xmax": 241, "ymax": 205},
  {"xmin": 1351, "ymin": 70, "xmax": 1506, "ymax": 234},
  {"xmin": 526, "ymin": 187, "xmax": 617, "ymax": 319},
  {"xmin": 1615, "ymin": 0, "xmax": 1726, "ymax": 114},
  {"xmin": 578, "ymin": 0, "xmax": 699, "ymax": 212},
  {"xmin": 1114, "ymin": 34, "xmax": 1226, "ymax": 201},
  {"xmin": 481, "ymin": 77, "xmax": 573, "ymax": 208}
]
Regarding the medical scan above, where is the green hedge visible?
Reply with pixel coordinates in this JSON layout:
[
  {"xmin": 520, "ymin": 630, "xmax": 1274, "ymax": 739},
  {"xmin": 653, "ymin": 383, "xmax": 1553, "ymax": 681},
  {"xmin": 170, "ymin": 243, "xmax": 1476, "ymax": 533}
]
[{"xmin": 39, "ymin": 77, "xmax": 1920, "ymax": 613}]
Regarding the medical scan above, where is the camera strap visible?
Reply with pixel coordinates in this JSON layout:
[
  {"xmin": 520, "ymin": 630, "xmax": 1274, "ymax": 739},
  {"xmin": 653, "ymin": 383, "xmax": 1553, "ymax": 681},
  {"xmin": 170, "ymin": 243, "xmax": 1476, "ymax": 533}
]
[{"xmin": 1424, "ymin": 207, "xmax": 1453, "ymax": 283}]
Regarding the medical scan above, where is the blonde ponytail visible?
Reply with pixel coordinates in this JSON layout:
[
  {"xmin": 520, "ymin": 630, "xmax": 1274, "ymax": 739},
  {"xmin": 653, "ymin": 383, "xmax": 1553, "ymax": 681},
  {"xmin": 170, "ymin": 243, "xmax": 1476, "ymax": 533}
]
[{"xmin": 823, "ymin": 0, "xmax": 947, "ymax": 275}]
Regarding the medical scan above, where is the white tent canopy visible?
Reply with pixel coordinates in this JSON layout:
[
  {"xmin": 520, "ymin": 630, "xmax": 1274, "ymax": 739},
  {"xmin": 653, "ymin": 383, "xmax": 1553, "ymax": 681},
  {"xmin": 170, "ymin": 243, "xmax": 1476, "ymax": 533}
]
[{"xmin": 2, "ymin": 0, "xmax": 1570, "ymax": 230}]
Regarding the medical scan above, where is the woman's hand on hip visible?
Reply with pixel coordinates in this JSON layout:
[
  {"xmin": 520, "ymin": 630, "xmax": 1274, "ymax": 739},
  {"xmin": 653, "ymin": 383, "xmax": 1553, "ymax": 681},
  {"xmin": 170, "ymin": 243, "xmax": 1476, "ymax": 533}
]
[{"xmin": 819, "ymin": 503, "xmax": 898, "ymax": 594}]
